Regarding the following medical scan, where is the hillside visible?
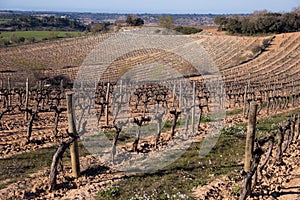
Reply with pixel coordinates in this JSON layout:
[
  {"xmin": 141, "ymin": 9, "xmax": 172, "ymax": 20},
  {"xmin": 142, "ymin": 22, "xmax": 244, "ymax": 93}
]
[{"xmin": 0, "ymin": 30, "xmax": 299, "ymax": 86}]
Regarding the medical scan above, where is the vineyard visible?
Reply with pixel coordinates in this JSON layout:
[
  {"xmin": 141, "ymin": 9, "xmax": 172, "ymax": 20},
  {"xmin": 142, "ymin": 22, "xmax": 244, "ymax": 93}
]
[{"xmin": 0, "ymin": 30, "xmax": 299, "ymax": 199}]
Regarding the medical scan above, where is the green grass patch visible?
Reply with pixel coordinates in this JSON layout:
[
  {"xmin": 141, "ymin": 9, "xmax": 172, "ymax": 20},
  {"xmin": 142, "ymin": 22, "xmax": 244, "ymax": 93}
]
[
  {"xmin": 96, "ymin": 108, "xmax": 300, "ymax": 199},
  {"xmin": 0, "ymin": 30, "xmax": 87, "ymax": 47},
  {"xmin": 0, "ymin": 31, "xmax": 83, "ymax": 41},
  {"xmin": 0, "ymin": 146, "xmax": 57, "ymax": 189},
  {"xmin": 200, "ymin": 115, "xmax": 211, "ymax": 123},
  {"xmin": 98, "ymin": 185, "xmax": 121, "ymax": 199},
  {"xmin": 226, "ymin": 108, "xmax": 243, "ymax": 116},
  {"xmin": 256, "ymin": 107, "xmax": 300, "ymax": 134},
  {"xmin": 102, "ymin": 130, "xmax": 116, "ymax": 141},
  {"xmin": 96, "ymin": 128, "xmax": 246, "ymax": 199},
  {"xmin": 162, "ymin": 120, "xmax": 173, "ymax": 132},
  {"xmin": 0, "ymin": 141, "xmax": 89, "ymax": 190}
]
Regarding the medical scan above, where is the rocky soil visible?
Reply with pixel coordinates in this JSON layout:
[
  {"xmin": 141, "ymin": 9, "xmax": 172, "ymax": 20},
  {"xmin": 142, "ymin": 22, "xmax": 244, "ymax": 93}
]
[
  {"xmin": 0, "ymin": 108, "xmax": 299, "ymax": 199},
  {"xmin": 192, "ymin": 137, "xmax": 300, "ymax": 200}
]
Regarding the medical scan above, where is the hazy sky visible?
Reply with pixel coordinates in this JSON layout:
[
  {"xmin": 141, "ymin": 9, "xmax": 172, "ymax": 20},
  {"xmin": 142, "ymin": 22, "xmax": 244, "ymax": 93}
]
[{"xmin": 1, "ymin": 0, "xmax": 299, "ymax": 14}]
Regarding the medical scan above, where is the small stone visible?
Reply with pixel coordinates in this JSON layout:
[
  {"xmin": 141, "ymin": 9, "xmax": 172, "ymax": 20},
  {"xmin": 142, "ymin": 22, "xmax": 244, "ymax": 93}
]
[
  {"xmin": 49, "ymin": 192, "xmax": 56, "ymax": 198},
  {"xmin": 271, "ymin": 192, "xmax": 279, "ymax": 198}
]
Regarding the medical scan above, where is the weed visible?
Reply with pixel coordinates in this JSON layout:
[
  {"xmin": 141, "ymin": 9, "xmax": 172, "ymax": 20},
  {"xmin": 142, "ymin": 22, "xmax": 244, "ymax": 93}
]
[
  {"xmin": 96, "ymin": 129, "xmax": 246, "ymax": 199},
  {"xmin": 98, "ymin": 185, "xmax": 121, "ymax": 199},
  {"xmin": 0, "ymin": 141, "xmax": 89, "ymax": 190},
  {"xmin": 226, "ymin": 108, "xmax": 243, "ymax": 116},
  {"xmin": 232, "ymin": 185, "xmax": 241, "ymax": 196}
]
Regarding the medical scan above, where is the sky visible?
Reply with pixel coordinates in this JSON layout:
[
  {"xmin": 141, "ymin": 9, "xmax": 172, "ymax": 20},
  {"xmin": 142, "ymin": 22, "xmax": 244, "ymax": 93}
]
[{"xmin": 0, "ymin": 0, "xmax": 299, "ymax": 14}]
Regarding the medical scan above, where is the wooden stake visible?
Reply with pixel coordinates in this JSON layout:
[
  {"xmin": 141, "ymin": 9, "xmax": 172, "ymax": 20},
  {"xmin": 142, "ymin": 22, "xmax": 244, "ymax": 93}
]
[
  {"xmin": 294, "ymin": 114, "xmax": 299, "ymax": 141},
  {"xmin": 105, "ymin": 82, "xmax": 110, "ymax": 126},
  {"xmin": 119, "ymin": 80, "xmax": 122, "ymax": 94},
  {"xmin": 7, "ymin": 78, "xmax": 11, "ymax": 106},
  {"xmin": 155, "ymin": 116, "xmax": 162, "ymax": 148},
  {"xmin": 179, "ymin": 80, "xmax": 182, "ymax": 109},
  {"xmin": 0, "ymin": 80, "xmax": 2, "ymax": 105},
  {"xmin": 243, "ymin": 85, "xmax": 248, "ymax": 117},
  {"xmin": 66, "ymin": 92, "xmax": 80, "ymax": 178},
  {"xmin": 60, "ymin": 79, "xmax": 64, "ymax": 91},
  {"xmin": 7, "ymin": 77, "xmax": 11, "ymax": 89},
  {"xmin": 244, "ymin": 102, "xmax": 257, "ymax": 173},
  {"xmin": 243, "ymin": 102, "xmax": 257, "ymax": 196},
  {"xmin": 172, "ymin": 84, "xmax": 176, "ymax": 107},
  {"xmin": 191, "ymin": 81, "xmax": 196, "ymax": 134},
  {"xmin": 25, "ymin": 78, "xmax": 29, "ymax": 121}
]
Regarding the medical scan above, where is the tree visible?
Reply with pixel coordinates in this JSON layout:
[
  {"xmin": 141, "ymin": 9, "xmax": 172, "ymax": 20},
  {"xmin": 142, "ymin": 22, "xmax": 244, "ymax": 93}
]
[
  {"xmin": 216, "ymin": 11, "xmax": 300, "ymax": 35},
  {"xmin": 253, "ymin": 9, "xmax": 269, "ymax": 16},
  {"xmin": 225, "ymin": 17, "xmax": 242, "ymax": 34},
  {"xmin": 214, "ymin": 16, "xmax": 227, "ymax": 25},
  {"xmin": 135, "ymin": 18, "xmax": 144, "ymax": 26},
  {"xmin": 283, "ymin": 12, "xmax": 300, "ymax": 32},
  {"xmin": 241, "ymin": 17, "xmax": 256, "ymax": 35},
  {"xmin": 214, "ymin": 16, "xmax": 227, "ymax": 31},
  {"xmin": 126, "ymin": 15, "xmax": 134, "ymax": 25},
  {"xmin": 87, "ymin": 22, "xmax": 111, "ymax": 33},
  {"xmin": 0, "ymin": 15, "xmax": 86, "ymax": 32},
  {"xmin": 126, "ymin": 15, "xmax": 144, "ymax": 26},
  {"xmin": 158, "ymin": 15, "xmax": 174, "ymax": 29},
  {"xmin": 292, "ymin": 6, "xmax": 300, "ymax": 14},
  {"xmin": 91, "ymin": 22, "xmax": 105, "ymax": 33}
]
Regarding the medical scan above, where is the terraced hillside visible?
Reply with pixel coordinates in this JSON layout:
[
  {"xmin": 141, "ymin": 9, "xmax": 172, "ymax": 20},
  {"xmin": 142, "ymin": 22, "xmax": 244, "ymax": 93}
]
[
  {"xmin": 1, "ymin": 31, "xmax": 299, "ymax": 87},
  {"xmin": 222, "ymin": 32, "xmax": 300, "ymax": 84},
  {"xmin": 0, "ymin": 34, "xmax": 110, "ymax": 84}
]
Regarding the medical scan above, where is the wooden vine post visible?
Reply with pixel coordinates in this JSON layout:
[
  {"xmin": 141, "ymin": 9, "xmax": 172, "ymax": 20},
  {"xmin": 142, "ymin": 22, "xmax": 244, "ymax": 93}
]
[
  {"xmin": 7, "ymin": 77, "xmax": 11, "ymax": 107},
  {"xmin": 191, "ymin": 81, "xmax": 196, "ymax": 134},
  {"xmin": 243, "ymin": 85, "xmax": 248, "ymax": 118},
  {"xmin": 244, "ymin": 102, "xmax": 257, "ymax": 193},
  {"xmin": 105, "ymin": 82, "xmax": 110, "ymax": 126},
  {"xmin": 170, "ymin": 109, "xmax": 181, "ymax": 138},
  {"xmin": 295, "ymin": 114, "xmax": 300, "ymax": 140},
  {"xmin": 66, "ymin": 92, "xmax": 80, "ymax": 178},
  {"xmin": 25, "ymin": 78, "xmax": 29, "ymax": 121},
  {"xmin": 244, "ymin": 102, "xmax": 257, "ymax": 172}
]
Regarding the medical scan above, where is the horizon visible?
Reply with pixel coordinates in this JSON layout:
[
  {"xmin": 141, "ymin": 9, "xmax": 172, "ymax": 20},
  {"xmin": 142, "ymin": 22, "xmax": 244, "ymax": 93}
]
[
  {"xmin": 0, "ymin": 9, "xmax": 255, "ymax": 15},
  {"xmin": 1, "ymin": 0, "xmax": 299, "ymax": 15}
]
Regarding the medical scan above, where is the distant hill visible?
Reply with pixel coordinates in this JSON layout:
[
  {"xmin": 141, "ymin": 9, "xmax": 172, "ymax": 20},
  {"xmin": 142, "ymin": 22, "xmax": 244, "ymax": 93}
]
[{"xmin": 0, "ymin": 10, "xmax": 226, "ymax": 26}]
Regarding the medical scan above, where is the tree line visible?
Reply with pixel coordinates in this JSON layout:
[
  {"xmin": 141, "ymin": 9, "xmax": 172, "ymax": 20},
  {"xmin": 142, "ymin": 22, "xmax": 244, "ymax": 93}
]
[
  {"xmin": 0, "ymin": 13, "xmax": 205, "ymax": 48},
  {"xmin": 0, "ymin": 15, "xmax": 86, "ymax": 31},
  {"xmin": 214, "ymin": 10, "xmax": 300, "ymax": 35}
]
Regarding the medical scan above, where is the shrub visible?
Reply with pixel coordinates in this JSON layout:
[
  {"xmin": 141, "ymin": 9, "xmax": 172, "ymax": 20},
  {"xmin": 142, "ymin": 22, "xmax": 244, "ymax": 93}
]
[
  {"xmin": 262, "ymin": 36, "xmax": 274, "ymax": 49},
  {"xmin": 174, "ymin": 26, "xmax": 203, "ymax": 35},
  {"xmin": 18, "ymin": 36, "xmax": 25, "ymax": 43},
  {"xmin": 0, "ymin": 38, "xmax": 10, "ymax": 47},
  {"xmin": 251, "ymin": 45, "xmax": 262, "ymax": 54},
  {"xmin": 98, "ymin": 185, "xmax": 121, "ymax": 199},
  {"xmin": 26, "ymin": 36, "xmax": 36, "ymax": 43}
]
